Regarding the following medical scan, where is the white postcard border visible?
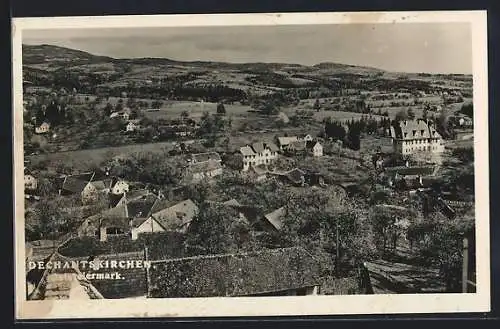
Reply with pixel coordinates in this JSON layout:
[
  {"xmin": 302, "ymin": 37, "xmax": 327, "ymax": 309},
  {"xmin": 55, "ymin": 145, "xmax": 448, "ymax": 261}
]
[{"xmin": 12, "ymin": 11, "xmax": 490, "ymax": 319}]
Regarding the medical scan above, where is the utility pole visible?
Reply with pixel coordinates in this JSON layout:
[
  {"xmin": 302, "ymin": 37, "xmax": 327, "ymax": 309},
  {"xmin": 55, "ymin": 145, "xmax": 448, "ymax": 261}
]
[{"xmin": 462, "ymin": 236, "xmax": 469, "ymax": 293}]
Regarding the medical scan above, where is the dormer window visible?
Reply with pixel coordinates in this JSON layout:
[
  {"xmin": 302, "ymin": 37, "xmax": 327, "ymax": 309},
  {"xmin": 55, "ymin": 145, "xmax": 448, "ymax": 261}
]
[
  {"xmin": 412, "ymin": 130, "xmax": 416, "ymax": 136},
  {"xmin": 404, "ymin": 133, "xmax": 408, "ymax": 138},
  {"xmin": 421, "ymin": 130, "xmax": 424, "ymax": 136}
]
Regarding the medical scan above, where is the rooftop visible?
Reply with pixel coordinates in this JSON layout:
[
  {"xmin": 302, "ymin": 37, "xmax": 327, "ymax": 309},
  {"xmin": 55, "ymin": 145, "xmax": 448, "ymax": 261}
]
[{"xmin": 148, "ymin": 247, "xmax": 321, "ymax": 298}]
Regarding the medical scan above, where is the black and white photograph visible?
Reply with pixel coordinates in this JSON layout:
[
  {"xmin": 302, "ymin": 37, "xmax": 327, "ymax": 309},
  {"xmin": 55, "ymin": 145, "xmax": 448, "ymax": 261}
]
[{"xmin": 13, "ymin": 11, "xmax": 490, "ymax": 318}]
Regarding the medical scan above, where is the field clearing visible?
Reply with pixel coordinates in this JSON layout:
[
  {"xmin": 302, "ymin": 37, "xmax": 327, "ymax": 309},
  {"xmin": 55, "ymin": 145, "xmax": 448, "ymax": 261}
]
[
  {"xmin": 143, "ymin": 101, "xmax": 254, "ymax": 120},
  {"xmin": 310, "ymin": 110, "xmax": 385, "ymax": 122},
  {"xmin": 27, "ymin": 141, "xmax": 177, "ymax": 170},
  {"xmin": 360, "ymin": 136, "xmax": 394, "ymax": 154}
]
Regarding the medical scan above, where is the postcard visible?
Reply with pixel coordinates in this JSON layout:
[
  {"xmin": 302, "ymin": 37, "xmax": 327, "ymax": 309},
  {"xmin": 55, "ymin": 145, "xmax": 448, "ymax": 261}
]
[{"xmin": 13, "ymin": 11, "xmax": 490, "ymax": 319}]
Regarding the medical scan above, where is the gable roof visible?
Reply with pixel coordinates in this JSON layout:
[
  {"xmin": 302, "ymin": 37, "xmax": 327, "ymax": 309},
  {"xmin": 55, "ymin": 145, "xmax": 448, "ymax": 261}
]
[
  {"xmin": 288, "ymin": 140, "xmax": 307, "ymax": 151},
  {"xmin": 61, "ymin": 172, "xmax": 95, "ymax": 194},
  {"xmin": 264, "ymin": 207, "xmax": 286, "ymax": 231},
  {"xmin": 109, "ymin": 193, "xmax": 126, "ymax": 208},
  {"xmin": 186, "ymin": 159, "xmax": 222, "ymax": 174},
  {"xmin": 240, "ymin": 146, "xmax": 256, "ymax": 156},
  {"xmin": 306, "ymin": 141, "xmax": 321, "ymax": 149},
  {"xmin": 391, "ymin": 119, "xmax": 442, "ymax": 140},
  {"xmin": 252, "ymin": 142, "xmax": 265, "ymax": 154},
  {"xmin": 127, "ymin": 195, "xmax": 158, "ymax": 219},
  {"xmin": 277, "ymin": 136, "xmax": 298, "ymax": 147},
  {"xmin": 151, "ymin": 199, "xmax": 199, "ymax": 232},
  {"xmin": 148, "ymin": 247, "xmax": 321, "ymax": 298},
  {"xmin": 286, "ymin": 168, "xmax": 306, "ymax": 184},
  {"xmin": 266, "ymin": 142, "xmax": 280, "ymax": 152}
]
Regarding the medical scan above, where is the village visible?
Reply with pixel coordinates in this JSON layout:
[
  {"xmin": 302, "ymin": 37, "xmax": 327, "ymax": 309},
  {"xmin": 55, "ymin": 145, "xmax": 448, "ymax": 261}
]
[{"xmin": 22, "ymin": 45, "xmax": 475, "ymax": 300}]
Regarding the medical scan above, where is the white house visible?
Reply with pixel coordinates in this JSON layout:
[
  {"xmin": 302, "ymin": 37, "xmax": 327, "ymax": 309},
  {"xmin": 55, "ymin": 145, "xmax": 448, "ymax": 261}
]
[
  {"xmin": 240, "ymin": 142, "xmax": 280, "ymax": 171},
  {"xmin": 35, "ymin": 122, "xmax": 50, "ymax": 134},
  {"xmin": 110, "ymin": 179, "xmax": 129, "ymax": 195},
  {"xmin": 390, "ymin": 119, "xmax": 444, "ymax": 155},
  {"xmin": 306, "ymin": 141, "xmax": 323, "ymax": 157},
  {"xmin": 125, "ymin": 121, "xmax": 139, "ymax": 132}
]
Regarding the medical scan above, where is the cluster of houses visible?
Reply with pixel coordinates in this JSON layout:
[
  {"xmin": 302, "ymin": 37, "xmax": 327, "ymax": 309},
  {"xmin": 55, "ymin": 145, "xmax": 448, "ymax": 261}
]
[{"xmin": 239, "ymin": 134, "xmax": 323, "ymax": 172}]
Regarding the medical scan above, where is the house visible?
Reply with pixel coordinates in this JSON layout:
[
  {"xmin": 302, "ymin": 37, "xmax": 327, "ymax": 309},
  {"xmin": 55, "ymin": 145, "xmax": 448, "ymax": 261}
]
[
  {"xmin": 306, "ymin": 141, "xmax": 323, "ymax": 157},
  {"xmin": 301, "ymin": 134, "xmax": 314, "ymax": 142},
  {"xmin": 270, "ymin": 168, "xmax": 306, "ymax": 186},
  {"xmin": 125, "ymin": 121, "xmax": 140, "ymax": 132},
  {"xmin": 390, "ymin": 119, "xmax": 444, "ymax": 155},
  {"xmin": 35, "ymin": 122, "xmax": 50, "ymax": 134},
  {"xmin": 458, "ymin": 116, "xmax": 473, "ymax": 128},
  {"xmin": 148, "ymin": 247, "xmax": 322, "ymax": 298},
  {"xmin": 146, "ymin": 199, "xmax": 199, "ymax": 236},
  {"xmin": 240, "ymin": 142, "xmax": 279, "ymax": 171},
  {"xmin": 59, "ymin": 172, "xmax": 99, "ymax": 205},
  {"xmin": 264, "ymin": 207, "xmax": 286, "ymax": 231},
  {"xmin": 86, "ymin": 197, "xmax": 198, "ymax": 241},
  {"xmin": 109, "ymin": 178, "xmax": 129, "ymax": 195},
  {"xmin": 245, "ymin": 164, "xmax": 269, "ymax": 182},
  {"xmin": 24, "ymin": 174, "xmax": 38, "ymax": 191},
  {"xmin": 183, "ymin": 159, "xmax": 223, "ymax": 183},
  {"xmin": 277, "ymin": 136, "xmax": 299, "ymax": 150},
  {"xmin": 27, "ymin": 252, "xmax": 104, "ymax": 300},
  {"xmin": 285, "ymin": 140, "xmax": 307, "ymax": 154}
]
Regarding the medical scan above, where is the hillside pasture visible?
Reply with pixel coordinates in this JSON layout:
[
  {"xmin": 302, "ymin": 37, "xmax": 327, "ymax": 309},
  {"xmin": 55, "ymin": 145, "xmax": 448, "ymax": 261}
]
[
  {"xmin": 27, "ymin": 141, "xmax": 177, "ymax": 171},
  {"xmin": 143, "ymin": 101, "xmax": 254, "ymax": 121},
  {"xmin": 310, "ymin": 110, "xmax": 386, "ymax": 123}
]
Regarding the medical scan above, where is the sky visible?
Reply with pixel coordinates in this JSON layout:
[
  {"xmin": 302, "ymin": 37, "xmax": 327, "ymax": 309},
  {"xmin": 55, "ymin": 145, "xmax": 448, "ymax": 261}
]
[{"xmin": 23, "ymin": 23, "xmax": 472, "ymax": 74}]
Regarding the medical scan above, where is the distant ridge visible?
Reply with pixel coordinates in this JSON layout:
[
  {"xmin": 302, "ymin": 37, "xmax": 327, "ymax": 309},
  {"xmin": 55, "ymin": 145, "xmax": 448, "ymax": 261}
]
[{"xmin": 22, "ymin": 44, "xmax": 386, "ymax": 73}]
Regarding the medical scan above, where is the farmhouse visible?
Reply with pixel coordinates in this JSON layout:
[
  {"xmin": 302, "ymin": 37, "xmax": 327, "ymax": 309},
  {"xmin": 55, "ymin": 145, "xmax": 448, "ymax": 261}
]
[
  {"xmin": 306, "ymin": 141, "xmax": 323, "ymax": 157},
  {"xmin": 264, "ymin": 207, "xmax": 286, "ymax": 231},
  {"xmin": 147, "ymin": 199, "xmax": 199, "ymax": 235},
  {"xmin": 82, "ymin": 197, "xmax": 199, "ymax": 241},
  {"xmin": 240, "ymin": 142, "xmax": 279, "ymax": 171},
  {"xmin": 148, "ymin": 247, "xmax": 322, "ymax": 298},
  {"xmin": 277, "ymin": 136, "xmax": 299, "ymax": 150},
  {"xmin": 390, "ymin": 119, "xmax": 444, "ymax": 155},
  {"xmin": 59, "ymin": 172, "xmax": 99, "ymax": 205},
  {"xmin": 183, "ymin": 159, "xmax": 223, "ymax": 183},
  {"xmin": 125, "ymin": 121, "xmax": 140, "ymax": 132},
  {"xmin": 35, "ymin": 122, "xmax": 50, "ymax": 134}
]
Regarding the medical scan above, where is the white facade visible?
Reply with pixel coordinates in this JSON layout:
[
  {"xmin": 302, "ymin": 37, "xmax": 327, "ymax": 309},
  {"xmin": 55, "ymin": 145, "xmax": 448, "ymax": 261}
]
[
  {"xmin": 111, "ymin": 181, "xmax": 129, "ymax": 195},
  {"xmin": 126, "ymin": 122, "xmax": 137, "ymax": 132},
  {"xmin": 241, "ymin": 146, "xmax": 279, "ymax": 171},
  {"xmin": 391, "ymin": 120, "xmax": 445, "ymax": 156},
  {"xmin": 393, "ymin": 138, "xmax": 444, "ymax": 155},
  {"xmin": 312, "ymin": 143, "xmax": 323, "ymax": 157},
  {"xmin": 131, "ymin": 217, "xmax": 165, "ymax": 240},
  {"xmin": 35, "ymin": 122, "xmax": 50, "ymax": 134}
]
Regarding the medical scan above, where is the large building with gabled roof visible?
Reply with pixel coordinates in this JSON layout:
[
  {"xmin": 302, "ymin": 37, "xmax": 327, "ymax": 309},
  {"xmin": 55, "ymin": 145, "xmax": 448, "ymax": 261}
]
[{"xmin": 390, "ymin": 119, "xmax": 444, "ymax": 156}]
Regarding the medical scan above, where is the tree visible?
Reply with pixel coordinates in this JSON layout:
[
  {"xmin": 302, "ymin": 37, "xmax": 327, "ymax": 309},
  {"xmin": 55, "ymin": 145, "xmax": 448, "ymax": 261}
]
[
  {"xmin": 216, "ymin": 102, "xmax": 226, "ymax": 115},
  {"xmin": 460, "ymin": 102, "xmax": 473, "ymax": 120},
  {"xmin": 407, "ymin": 107, "xmax": 416, "ymax": 120},
  {"xmin": 184, "ymin": 202, "xmax": 249, "ymax": 255},
  {"xmin": 180, "ymin": 110, "xmax": 189, "ymax": 121},
  {"xmin": 313, "ymin": 98, "xmax": 321, "ymax": 111},
  {"xmin": 395, "ymin": 109, "xmax": 408, "ymax": 122}
]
